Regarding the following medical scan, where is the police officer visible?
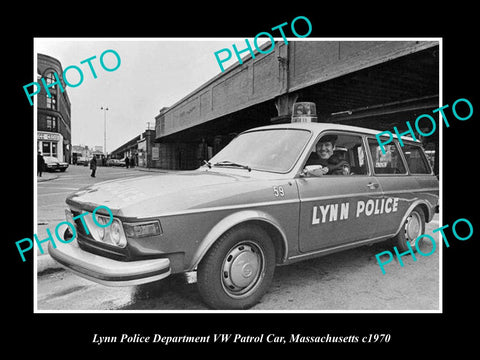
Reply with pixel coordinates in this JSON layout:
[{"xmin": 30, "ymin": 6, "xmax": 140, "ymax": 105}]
[{"xmin": 306, "ymin": 134, "xmax": 350, "ymax": 176}]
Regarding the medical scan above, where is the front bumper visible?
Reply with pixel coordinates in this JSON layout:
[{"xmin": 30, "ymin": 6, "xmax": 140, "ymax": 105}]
[{"xmin": 48, "ymin": 240, "xmax": 171, "ymax": 286}]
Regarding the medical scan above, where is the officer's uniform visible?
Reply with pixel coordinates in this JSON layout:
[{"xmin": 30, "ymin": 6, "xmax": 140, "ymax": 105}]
[{"xmin": 306, "ymin": 152, "xmax": 350, "ymax": 175}]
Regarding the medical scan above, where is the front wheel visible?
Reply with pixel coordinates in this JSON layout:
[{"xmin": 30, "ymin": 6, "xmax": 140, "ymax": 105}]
[{"xmin": 197, "ymin": 225, "xmax": 276, "ymax": 310}]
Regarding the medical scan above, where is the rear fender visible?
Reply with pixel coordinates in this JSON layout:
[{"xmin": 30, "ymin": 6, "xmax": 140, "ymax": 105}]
[{"xmin": 394, "ymin": 198, "xmax": 437, "ymax": 237}]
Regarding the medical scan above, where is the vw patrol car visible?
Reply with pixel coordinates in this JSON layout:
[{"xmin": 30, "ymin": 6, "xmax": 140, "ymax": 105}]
[{"xmin": 49, "ymin": 104, "xmax": 439, "ymax": 310}]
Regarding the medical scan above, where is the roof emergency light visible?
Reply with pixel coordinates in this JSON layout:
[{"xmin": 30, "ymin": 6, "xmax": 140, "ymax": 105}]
[{"xmin": 292, "ymin": 102, "xmax": 317, "ymax": 123}]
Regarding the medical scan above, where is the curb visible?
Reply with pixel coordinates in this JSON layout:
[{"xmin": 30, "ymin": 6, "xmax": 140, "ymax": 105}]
[
  {"xmin": 37, "ymin": 174, "xmax": 59, "ymax": 182},
  {"xmin": 131, "ymin": 167, "xmax": 171, "ymax": 173}
]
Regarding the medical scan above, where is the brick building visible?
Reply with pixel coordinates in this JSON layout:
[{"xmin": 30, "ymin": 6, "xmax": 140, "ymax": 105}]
[{"xmin": 37, "ymin": 53, "xmax": 72, "ymax": 163}]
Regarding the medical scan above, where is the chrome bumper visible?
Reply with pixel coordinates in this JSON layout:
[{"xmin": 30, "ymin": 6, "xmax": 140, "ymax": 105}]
[{"xmin": 48, "ymin": 240, "xmax": 171, "ymax": 286}]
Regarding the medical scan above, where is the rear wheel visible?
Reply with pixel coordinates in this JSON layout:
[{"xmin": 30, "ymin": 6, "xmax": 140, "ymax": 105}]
[
  {"xmin": 394, "ymin": 207, "xmax": 425, "ymax": 252},
  {"xmin": 197, "ymin": 225, "xmax": 276, "ymax": 310}
]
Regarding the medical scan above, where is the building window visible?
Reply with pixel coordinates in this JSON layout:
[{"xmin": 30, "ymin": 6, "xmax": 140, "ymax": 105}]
[
  {"xmin": 41, "ymin": 141, "xmax": 58, "ymax": 157},
  {"xmin": 46, "ymin": 115, "xmax": 57, "ymax": 132},
  {"xmin": 45, "ymin": 72, "xmax": 58, "ymax": 110},
  {"xmin": 42, "ymin": 142, "xmax": 50, "ymax": 156}
]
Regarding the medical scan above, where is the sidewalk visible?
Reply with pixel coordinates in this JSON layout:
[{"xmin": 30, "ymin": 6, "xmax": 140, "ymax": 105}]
[
  {"xmin": 125, "ymin": 166, "xmax": 172, "ymax": 173},
  {"xmin": 37, "ymin": 172, "xmax": 58, "ymax": 182}
]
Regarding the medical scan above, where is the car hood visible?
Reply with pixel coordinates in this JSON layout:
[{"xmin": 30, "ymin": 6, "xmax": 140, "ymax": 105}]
[{"xmin": 66, "ymin": 169, "xmax": 270, "ymax": 218}]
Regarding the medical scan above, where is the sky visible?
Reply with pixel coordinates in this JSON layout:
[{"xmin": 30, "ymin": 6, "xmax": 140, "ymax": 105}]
[{"xmin": 34, "ymin": 38, "xmax": 266, "ymax": 153}]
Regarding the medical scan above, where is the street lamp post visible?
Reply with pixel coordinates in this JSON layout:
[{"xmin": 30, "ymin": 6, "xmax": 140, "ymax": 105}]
[{"xmin": 100, "ymin": 106, "xmax": 109, "ymax": 157}]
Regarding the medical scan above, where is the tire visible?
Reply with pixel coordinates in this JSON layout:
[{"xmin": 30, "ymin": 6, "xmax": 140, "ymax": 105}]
[
  {"xmin": 393, "ymin": 207, "xmax": 426, "ymax": 253},
  {"xmin": 197, "ymin": 224, "xmax": 276, "ymax": 310}
]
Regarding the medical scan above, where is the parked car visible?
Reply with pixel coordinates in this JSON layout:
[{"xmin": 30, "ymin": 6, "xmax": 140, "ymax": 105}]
[
  {"xmin": 76, "ymin": 157, "xmax": 89, "ymax": 166},
  {"xmin": 44, "ymin": 156, "xmax": 69, "ymax": 172},
  {"xmin": 106, "ymin": 158, "xmax": 126, "ymax": 167},
  {"xmin": 49, "ymin": 122, "xmax": 439, "ymax": 309}
]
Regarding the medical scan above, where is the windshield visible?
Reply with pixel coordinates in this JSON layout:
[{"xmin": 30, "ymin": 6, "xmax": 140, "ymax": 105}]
[{"xmin": 208, "ymin": 129, "xmax": 311, "ymax": 173}]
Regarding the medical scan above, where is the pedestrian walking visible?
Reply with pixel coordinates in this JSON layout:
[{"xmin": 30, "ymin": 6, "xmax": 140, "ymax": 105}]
[
  {"xmin": 37, "ymin": 151, "xmax": 45, "ymax": 177},
  {"xmin": 90, "ymin": 156, "xmax": 97, "ymax": 177},
  {"xmin": 125, "ymin": 156, "xmax": 130, "ymax": 168}
]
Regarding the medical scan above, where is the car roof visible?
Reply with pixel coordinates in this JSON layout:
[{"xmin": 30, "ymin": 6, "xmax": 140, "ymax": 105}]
[{"xmin": 242, "ymin": 122, "xmax": 421, "ymax": 143}]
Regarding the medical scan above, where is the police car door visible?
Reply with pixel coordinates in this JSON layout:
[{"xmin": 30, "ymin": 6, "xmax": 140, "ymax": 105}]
[
  {"xmin": 296, "ymin": 133, "xmax": 382, "ymax": 253},
  {"xmin": 365, "ymin": 137, "xmax": 417, "ymax": 236}
]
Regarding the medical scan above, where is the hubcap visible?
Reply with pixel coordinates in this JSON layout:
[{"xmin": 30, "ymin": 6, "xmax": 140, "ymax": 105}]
[
  {"xmin": 405, "ymin": 212, "xmax": 422, "ymax": 245},
  {"xmin": 221, "ymin": 242, "xmax": 265, "ymax": 298}
]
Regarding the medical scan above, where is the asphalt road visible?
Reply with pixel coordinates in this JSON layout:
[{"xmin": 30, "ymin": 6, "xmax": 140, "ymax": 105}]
[
  {"xmin": 36, "ymin": 165, "xmax": 440, "ymax": 311},
  {"xmin": 36, "ymin": 164, "xmax": 153, "ymax": 254}
]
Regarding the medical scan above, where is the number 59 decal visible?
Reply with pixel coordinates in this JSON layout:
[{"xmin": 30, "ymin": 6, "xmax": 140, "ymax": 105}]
[{"xmin": 273, "ymin": 185, "xmax": 285, "ymax": 197}]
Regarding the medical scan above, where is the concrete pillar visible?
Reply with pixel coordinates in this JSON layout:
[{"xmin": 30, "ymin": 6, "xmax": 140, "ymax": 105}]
[
  {"xmin": 271, "ymin": 93, "xmax": 299, "ymax": 124},
  {"xmin": 213, "ymin": 135, "xmax": 223, "ymax": 155}
]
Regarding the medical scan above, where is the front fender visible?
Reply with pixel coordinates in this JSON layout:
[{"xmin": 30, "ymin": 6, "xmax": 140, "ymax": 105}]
[{"xmin": 189, "ymin": 209, "xmax": 289, "ymax": 271}]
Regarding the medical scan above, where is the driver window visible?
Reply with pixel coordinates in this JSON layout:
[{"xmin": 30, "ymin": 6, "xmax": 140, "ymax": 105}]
[{"xmin": 304, "ymin": 133, "xmax": 367, "ymax": 176}]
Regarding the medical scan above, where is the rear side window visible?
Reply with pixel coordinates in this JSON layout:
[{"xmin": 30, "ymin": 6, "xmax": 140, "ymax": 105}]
[
  {"xmin": 368, "ymin": 138, "xmax": 406, "ymax": 174},
  {"xmin": 401, "ymin": 144, "xmax": 432, "ymax": 174}
]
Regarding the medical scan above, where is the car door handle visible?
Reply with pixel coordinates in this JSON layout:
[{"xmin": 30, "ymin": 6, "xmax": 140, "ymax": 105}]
[{"xmin": 367, "ymin": 182, "xmax": 379, "ymax": 190}]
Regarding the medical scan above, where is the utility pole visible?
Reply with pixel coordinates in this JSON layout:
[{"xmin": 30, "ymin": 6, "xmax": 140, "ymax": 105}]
[{"xmin": 100, "ymin": 106, "xmax": 109, "ymax": 156}]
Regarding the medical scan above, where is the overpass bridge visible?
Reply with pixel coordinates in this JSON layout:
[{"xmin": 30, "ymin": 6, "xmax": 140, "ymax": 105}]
[{"xmin": 154, "ymin": 40, "xmax": 439, "ymax": 171}]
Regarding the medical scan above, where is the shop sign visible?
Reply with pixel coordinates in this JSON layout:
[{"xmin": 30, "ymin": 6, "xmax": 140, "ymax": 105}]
[{"xmin": 38, "ymin": 132, "xmax": 60, "ymax": 141}]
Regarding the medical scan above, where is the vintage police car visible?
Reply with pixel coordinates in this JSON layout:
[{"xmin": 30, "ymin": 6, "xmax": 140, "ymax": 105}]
[{"xmin": 49, "ymin": 120, "xmax": 439, "ymax": 310}]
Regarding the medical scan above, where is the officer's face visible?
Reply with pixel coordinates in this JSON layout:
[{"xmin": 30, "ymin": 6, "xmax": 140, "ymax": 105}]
[{"xmin": 316, "ymin": 142, "xmax": 334, "ymax": 159}]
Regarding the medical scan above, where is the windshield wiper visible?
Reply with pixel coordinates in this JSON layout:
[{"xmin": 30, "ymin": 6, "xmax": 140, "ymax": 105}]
[
  {"xmin": 213, "ymin": 160, "xmax": 251, "ymax": 172},
  {"xmin": 203, "ymin": 160, "xmax": 211, "ymax": 169}
]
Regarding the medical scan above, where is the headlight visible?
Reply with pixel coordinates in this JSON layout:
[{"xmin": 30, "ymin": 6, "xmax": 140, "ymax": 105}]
[
  {"xmin": 96, "ymin": 216, "xmax": 107, "ymax": 240},
  {"xmin": 89, "ymin": 214, "xmax": 127, "ymax": 248},
  {"xmin": 124, "ymin": 221, "xmax": 162, "ymax": 238},
  {"xmin": 110, "ymin": 221, "xmax": 123, "ymax": 246}
]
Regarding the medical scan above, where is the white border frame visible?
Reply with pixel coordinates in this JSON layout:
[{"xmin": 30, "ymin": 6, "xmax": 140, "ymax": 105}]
[{"xmin": 33, "ymin": 37, "xmax": 442, "ymax": 314}]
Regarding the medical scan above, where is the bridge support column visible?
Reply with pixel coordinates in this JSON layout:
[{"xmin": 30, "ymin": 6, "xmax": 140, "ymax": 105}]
[{"xmin": 271, "ymin": 93, "xmax": 299, "ymax": 124}]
